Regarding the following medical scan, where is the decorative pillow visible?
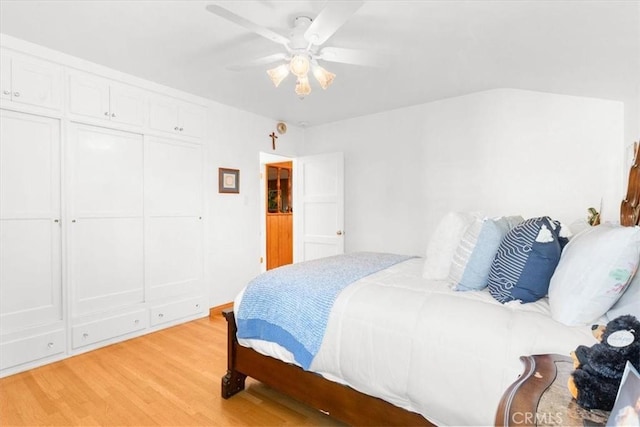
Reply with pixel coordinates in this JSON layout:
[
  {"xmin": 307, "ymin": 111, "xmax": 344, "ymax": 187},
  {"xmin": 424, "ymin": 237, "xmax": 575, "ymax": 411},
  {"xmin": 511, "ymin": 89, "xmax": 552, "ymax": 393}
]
[
  {"xmin": 449, "ymin": 215, "xmax": 524, "ymax": 291},
  {"xmin": 422, "ymin": 212, "xmax": 476, "ymax": 280},
  {"xmin": 487, "ymin": 216, "xmax": 569, "ymax": 303},
  {"xmin": 549, "ymin": 223, "xmax": 640, "ymax": 326},
  {"xmin": 606, "ymin": 267, "xmax": 640, "ymax": 321}
]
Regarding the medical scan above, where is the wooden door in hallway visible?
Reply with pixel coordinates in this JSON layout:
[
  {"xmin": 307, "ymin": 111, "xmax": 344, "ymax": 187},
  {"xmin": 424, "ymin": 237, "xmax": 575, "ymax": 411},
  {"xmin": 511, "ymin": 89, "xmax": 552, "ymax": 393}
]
[{"xmin": 266, "ymin": 161, "xmax": 293, "ymax": 270}]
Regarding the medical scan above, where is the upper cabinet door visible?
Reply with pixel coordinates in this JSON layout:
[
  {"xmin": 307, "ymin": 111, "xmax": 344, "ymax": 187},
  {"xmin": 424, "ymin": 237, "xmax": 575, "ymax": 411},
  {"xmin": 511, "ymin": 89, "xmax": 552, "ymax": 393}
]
[
  {"xmin": 68, "ymin": 70, "xmax": 146, "ymax": 127},
  {"xmin": 0, "ymin": 51, "xmax": 11, "ymax": 102},
  {"xmin": 68, "ymin": 71, "xmax": 110, "ymax": 120},
  {"xmin": 0, "ymin": 49, "xmax": 63, "ymax": 111},
  {"xmin": 178, "ymin": 102, "xmax": 206, "ymax": 138},
  {"xmin": 148, "ymin": 95, "xmax": 205, "ymax": 139},
  {"xmin": 148, "ymin": 96, "xmax": 179, "ymax": 134},
  {"xmin": 109, "ymin": 83, "xmax": 146, "ymax": 127}
]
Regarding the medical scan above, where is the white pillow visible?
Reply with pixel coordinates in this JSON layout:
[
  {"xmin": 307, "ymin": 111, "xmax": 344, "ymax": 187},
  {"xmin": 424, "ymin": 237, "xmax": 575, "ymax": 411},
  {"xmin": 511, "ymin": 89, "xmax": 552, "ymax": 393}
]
[
  {"xmin": 423, "ymin": 212, "xmax": 476, "ymax": 280},
  {"xmin": 548, "ymin": 223, "xmax": 640, "ymax": 326},
  {"xmin": 449, "ymin": 215, "xmax": 524, "ymax": 291},
  {"xmin": 606, "ymin": 267, "xmax": 640, "ymax": 320}
]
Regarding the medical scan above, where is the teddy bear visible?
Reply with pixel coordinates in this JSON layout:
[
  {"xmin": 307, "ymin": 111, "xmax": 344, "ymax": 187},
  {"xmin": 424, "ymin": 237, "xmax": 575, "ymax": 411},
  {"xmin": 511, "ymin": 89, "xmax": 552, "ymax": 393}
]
[{"xmin": 568, "ymin": 314, "xmax": 640, "ymax": 411}]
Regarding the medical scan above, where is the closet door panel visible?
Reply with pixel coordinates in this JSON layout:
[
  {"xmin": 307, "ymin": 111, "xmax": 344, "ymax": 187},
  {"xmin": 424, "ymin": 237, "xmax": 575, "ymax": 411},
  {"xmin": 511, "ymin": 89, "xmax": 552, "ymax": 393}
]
[
  {"xmin": 71, "ymin": 125, "xmax": 143, "ymax": 216},
  {"xmin": 146, "ymin": 217, "xmax": 201, "ymax": 299},
  {"xmin": 0, "ymin": 219, "xmax": 60, "ymax": 331},
  {"xmin": 145, "ymin": 137, "xmax": 202, "ymax": 300},
  {"xmin": 0, "ymin": 111, "xmax": 61, "ymax": 333},
  {"xmin": 72, "ymin": 218, "xmax": 144, "ymax": 314},
  {"xmin": 0, "ymin": 111, "xmax": 59, "ymax": 217},
  {"xmin": 145, "ymin": 137, "xmax": 202, "ymax": 215},
  {"xmin": 69, "ymin": 124, "xmax": 144, "ymax": 315}
]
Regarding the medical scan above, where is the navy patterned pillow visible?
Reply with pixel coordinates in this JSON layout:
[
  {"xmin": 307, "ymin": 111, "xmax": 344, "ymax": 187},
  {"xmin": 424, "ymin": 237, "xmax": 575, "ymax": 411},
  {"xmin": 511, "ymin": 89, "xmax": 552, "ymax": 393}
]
[{"xmin": 487, "ymin": 216, "xmax": 568, "ymax": 303}]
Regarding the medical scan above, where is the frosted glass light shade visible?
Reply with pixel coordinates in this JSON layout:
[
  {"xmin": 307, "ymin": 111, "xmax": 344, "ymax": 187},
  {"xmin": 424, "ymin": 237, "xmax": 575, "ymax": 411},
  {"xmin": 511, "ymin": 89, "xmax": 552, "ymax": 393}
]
[
  {"xmin": 289, "ymin": 55, "xmax": 310, "ymax": 78},
  {"xmin": 267, "ymin": 64, "xmax": 290, "ymax": 87},
  {"xmin": 312, "ymin": 65, "xmax": 336, "ymax": 90},
  {"xmin": 295, "ymin": 76, "xmax": 311, "ymax": 96}
]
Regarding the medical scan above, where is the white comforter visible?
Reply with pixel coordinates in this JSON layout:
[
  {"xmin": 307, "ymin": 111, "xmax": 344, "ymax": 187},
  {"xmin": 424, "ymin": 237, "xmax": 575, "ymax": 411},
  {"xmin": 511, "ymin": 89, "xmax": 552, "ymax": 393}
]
[{"xmin": 236, "ymin": 258, "xmax": 597, "ymax": 426}]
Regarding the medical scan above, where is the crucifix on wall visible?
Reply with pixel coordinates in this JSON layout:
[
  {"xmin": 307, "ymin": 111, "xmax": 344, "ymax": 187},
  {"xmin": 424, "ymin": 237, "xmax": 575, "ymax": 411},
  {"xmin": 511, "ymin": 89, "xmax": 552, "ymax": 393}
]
[{"xmin": 269, "ymin": 132, "xmax": 278, "ymax": 150}]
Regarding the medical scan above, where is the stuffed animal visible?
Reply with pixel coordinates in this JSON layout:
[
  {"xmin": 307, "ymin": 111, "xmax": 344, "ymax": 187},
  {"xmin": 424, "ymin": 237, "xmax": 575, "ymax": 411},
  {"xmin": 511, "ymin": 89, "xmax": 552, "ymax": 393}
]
[{"xmin": 568, "ymin": 314, "xmax": 640, "ymax": 411}]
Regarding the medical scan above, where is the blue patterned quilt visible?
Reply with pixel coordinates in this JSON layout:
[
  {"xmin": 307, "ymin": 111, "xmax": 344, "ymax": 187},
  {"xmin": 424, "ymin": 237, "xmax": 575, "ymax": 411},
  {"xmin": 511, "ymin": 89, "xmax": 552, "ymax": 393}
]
[{"xmin": 236, "ymin": 252, "xmax": 412, "ymax": 369}]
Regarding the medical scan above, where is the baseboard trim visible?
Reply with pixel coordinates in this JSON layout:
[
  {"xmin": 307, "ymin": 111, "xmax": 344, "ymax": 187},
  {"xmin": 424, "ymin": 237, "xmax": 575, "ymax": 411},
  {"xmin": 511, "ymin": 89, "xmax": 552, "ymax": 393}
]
[{"xmin": 209, "ymin": 302, "xmax": 233, "ymax": 318}]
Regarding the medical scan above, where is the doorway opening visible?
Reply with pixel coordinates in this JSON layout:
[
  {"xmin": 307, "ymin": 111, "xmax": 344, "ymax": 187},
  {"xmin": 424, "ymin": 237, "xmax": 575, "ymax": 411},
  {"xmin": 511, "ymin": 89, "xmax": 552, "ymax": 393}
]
[{"xmin": 265, "ymin": 161, "xmax": 293, "ymax": 270}]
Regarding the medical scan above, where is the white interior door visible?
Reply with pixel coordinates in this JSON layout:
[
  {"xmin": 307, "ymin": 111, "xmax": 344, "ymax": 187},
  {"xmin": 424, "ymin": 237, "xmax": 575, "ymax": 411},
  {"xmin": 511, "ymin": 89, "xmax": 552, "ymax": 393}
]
[
  {"xmin": 68, "ymin": 124, "xmax": 144, "ymax": 315},
  {"xmin": 0, "ymin": 110, "xmax": 61, "ymax": 332},
  {"xmin": 144, "ymin": 136, "xmax": 203, "ymax": 300},
  {"xmin": 294, "ymin": 152, "xmax": 345, "ymax": 262}
]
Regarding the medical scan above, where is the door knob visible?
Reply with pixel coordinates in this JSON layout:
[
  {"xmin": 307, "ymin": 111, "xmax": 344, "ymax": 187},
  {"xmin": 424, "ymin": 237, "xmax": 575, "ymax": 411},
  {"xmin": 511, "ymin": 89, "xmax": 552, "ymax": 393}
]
[{"xmin": 336, "ymin": 230, "xmax": 343, "ymax": 236}]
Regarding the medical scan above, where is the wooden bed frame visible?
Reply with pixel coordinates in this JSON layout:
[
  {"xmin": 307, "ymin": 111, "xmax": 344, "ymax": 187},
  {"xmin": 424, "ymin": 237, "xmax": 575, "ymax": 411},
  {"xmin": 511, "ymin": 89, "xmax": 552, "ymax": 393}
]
[
  {"xmin": 221, "ymin": 309, "xmax": 433, "ymax": 426},
  {"xmin": 221, "ymin": 142, "xmax": 639, "ymax": 426}
]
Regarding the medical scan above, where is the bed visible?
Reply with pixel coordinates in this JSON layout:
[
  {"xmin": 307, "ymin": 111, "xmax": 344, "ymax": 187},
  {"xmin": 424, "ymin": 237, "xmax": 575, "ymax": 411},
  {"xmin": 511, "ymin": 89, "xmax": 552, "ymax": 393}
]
[{"xmin": 221, "ymin": 143, "xmax": 640, "ymax": 426}]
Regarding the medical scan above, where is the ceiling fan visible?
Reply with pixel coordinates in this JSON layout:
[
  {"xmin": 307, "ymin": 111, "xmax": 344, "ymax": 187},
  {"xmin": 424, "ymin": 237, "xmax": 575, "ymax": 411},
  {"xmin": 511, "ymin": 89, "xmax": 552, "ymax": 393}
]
[{"xmin": 206, "ymin": 1, "xmax": 382, "ymax": 97}]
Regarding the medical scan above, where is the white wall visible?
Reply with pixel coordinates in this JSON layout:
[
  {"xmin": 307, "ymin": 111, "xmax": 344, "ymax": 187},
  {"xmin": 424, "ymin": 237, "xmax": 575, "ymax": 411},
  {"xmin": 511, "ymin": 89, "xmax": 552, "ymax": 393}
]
[
  {"xmin": 302, "ymin": 89, "xmax": 625, "ymax": 257},
  {"xmin": 205, "ymin": 104, "xmax": 302, "ymax": 307}
]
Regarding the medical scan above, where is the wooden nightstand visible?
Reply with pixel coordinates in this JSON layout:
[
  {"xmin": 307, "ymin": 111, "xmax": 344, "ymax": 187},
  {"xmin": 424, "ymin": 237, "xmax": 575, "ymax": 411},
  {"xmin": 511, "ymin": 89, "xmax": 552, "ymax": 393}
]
[{"xmin": 496, "ymin": 354, "xmax": 610, "ymax": 426}]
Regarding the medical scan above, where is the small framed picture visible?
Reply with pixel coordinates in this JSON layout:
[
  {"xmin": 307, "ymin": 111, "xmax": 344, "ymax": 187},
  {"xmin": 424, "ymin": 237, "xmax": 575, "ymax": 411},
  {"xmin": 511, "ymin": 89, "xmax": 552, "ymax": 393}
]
[{"xmin": 218, "ymin": 168, "xmax": 240, "ymax": 194}]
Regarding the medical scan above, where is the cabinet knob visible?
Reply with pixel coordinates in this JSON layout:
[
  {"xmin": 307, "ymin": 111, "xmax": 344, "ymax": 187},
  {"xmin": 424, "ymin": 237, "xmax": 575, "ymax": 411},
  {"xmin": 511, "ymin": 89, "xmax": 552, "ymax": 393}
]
[
  {"xmin": 195, "ymin": 304, "xmax": 200, "ymax": 309},
  {"xmin": 2, "ymin": 90, "xmax": 10, "ymax": 95},
  {"xmin": 111, "ymin": 113, "xmax": 116, "ymax": 118},
  {"xmin": 179, "ymin": 127, "xmax": 184, "ymax": 132},
  {"xmin": 54, "ymin": 219, "xmax": 59, "ymax": 223},
  {"xmin": 174, "ymin": 126, "xmax": 179, "ymax": 131},
  {"xmin": 158, "ymin": 313, "xmax": 164, "ymax": 318},
  {"xmin": 72, "ymin": 219, "xmax": 77, "ymax": 223},
  {"xmin": 336, "ymin": 230, "xmax": 343, "ymax": 236},
  {"xmin": 134, "ymin": 319, "xmax": 139, "ymax": 324},
  {"xmin": 104, "ymin": 112, "xmax": 110, "ymax": 116},
  {"xmin": 82, "ymin": 333, "xmax": 89, "ymax": 339},
  {"xmin": 47, "ymin": 342, "xmax": 54, "ymax": 349},
  {"xmin": 13, "ymin": 91, "xmax": 20, "ymax": 97}
]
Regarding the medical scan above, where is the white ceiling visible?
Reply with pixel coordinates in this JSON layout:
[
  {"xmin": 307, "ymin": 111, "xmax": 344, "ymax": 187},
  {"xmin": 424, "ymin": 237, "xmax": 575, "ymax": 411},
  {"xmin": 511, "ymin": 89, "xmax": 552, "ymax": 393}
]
[{"xmin": 1, "ymin": 0, "xmax": 639, "ymax": 128}]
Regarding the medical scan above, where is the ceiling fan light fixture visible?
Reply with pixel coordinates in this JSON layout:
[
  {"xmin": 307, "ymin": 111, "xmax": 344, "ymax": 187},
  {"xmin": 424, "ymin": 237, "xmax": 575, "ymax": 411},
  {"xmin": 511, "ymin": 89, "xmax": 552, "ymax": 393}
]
[
  {"xmin": 295, "ymin": 76, "xmax": 312, "ymax": 97},
  {"xmin": 289, "ymin": 55, "xmax": 310, "ymax": 78},
  {"xmin": 266, "ymin": 64, "xmax": 290, "ymax": 87},
  {"xmin": 312, "ymin": 65, "xmax": 336, "ymax": 90}
]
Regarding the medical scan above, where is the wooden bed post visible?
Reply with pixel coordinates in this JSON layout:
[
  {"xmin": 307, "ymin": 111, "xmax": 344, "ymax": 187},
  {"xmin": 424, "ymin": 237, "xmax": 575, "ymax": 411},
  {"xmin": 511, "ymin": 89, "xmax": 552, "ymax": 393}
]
[{"xmin": 221, "ymin": 309, "xmax": 246, "ymax": 399}]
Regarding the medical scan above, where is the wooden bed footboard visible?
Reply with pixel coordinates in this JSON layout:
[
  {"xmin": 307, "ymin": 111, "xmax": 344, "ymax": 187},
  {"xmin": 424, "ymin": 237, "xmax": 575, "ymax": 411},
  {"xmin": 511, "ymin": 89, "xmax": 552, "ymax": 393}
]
[{"xmin": 220, "ymin": 309, "xmax": 433, "ymax": 426}]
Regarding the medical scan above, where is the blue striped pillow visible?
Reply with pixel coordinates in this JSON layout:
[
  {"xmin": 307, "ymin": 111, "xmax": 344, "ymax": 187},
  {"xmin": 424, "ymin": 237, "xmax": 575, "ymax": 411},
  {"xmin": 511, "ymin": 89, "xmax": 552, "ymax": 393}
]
[
  {"xmin": 449, "ymin": 216, "xmax": 523, "ymax": 291},
  {"xmin": 488, "ymin": 216, "xmax": 568, "ymax": 303}
]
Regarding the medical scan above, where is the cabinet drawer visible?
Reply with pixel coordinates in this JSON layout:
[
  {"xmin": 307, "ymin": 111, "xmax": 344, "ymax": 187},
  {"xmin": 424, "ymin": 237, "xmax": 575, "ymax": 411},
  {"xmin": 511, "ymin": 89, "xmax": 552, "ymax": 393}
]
[
  {"xmin": 150, "ymin": 296, "xmax": 206, "ymax": 326},
  {"xmin": 0, "ymin": 329, "xmax": 65, "ymax": 370},
  {"xmin": 72, "ymin": 309, "xmax": 147, "ymax": 349}
]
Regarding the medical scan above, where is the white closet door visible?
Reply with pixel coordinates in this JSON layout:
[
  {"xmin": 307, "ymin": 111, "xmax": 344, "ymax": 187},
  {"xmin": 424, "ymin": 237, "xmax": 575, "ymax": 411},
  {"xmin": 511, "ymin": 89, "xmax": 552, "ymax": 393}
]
[
  {"xmin": 0, "ymin": 110, "xmax": 61, "ymax": 332},
  {"xmin": 145, "ymin": 136, "xmax": 203, "ymax": 300},
  {"xmin": 68, "ymin": 124, "xmax": 144, "ymax": 315}
]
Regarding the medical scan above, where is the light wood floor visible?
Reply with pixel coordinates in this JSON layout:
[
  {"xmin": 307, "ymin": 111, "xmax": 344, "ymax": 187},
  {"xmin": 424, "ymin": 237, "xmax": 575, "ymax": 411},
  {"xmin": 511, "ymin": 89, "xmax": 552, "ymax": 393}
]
[{"xmin": 0, "ymin": 313, "xmax": 345, "ymax": 426}]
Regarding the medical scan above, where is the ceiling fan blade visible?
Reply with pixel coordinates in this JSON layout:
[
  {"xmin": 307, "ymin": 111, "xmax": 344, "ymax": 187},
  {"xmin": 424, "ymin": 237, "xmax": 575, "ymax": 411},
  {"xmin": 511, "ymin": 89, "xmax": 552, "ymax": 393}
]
[
  {"xmin": 206, "ymin": 4, "xmax": 290, "ymax": 46},
  {"xmin": 318, "ymin": 47, "xmax": 385, "ymax": 67},
  {"xmin": 304, "ymin": 1, "xmax": 364, "ymax": 46},
  {"xmin": 227, "ymin": 53, "xmax": 289, "ymax": 71}
]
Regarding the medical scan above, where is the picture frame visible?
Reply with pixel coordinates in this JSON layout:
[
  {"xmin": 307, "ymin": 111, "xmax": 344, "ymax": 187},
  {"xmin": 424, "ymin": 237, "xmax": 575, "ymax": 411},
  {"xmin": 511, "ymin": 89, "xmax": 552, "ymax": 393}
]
[{"xmin": 218, "ymin": 168, "xmax": 240, "ymax": 194}]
